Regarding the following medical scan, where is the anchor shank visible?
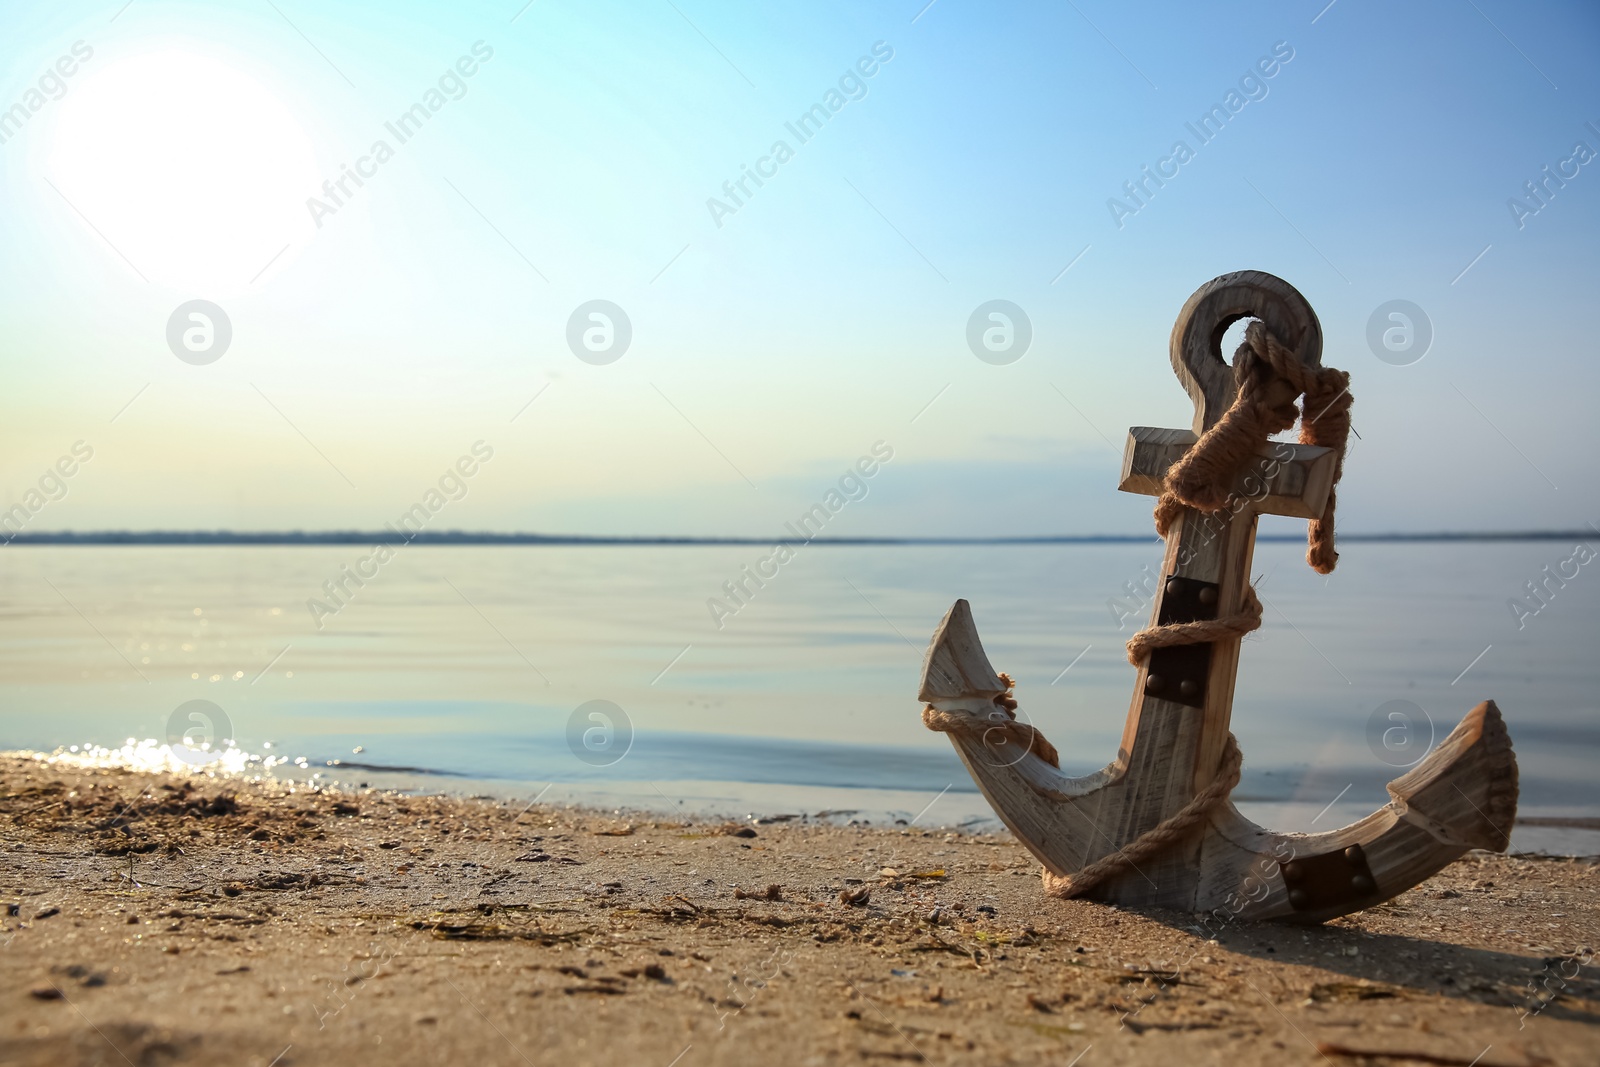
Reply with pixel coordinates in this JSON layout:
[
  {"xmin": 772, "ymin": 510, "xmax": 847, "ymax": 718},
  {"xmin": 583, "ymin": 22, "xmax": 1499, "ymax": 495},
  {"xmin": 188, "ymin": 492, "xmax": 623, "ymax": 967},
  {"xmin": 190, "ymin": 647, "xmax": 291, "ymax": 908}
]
[
  {"xmin": 1110, "ymin": 497, "xmax": 1262, "ymax": 884},
  {"xmin": 1115, "ymin": 423, "xmax": 1336, "ymax": 811},
  {"xmin": 1102, "ymin": 271, "xmax": 1328, "ymax": 886}
]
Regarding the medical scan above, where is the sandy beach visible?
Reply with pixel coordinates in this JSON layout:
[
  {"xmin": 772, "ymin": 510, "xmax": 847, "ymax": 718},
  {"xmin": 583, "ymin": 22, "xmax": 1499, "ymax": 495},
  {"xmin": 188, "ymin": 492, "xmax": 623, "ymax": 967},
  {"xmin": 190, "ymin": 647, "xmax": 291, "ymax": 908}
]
[{"xmin": 1, "ymin": 754, "xmax": 1595, "ymax": 1066}]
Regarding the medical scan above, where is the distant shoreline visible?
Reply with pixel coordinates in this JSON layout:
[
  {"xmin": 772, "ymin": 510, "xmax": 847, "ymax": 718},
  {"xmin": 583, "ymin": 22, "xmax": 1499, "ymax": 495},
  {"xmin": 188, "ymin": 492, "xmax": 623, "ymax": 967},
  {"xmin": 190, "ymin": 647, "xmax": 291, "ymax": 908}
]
[{"xmin": 3, "ymin": 529, "xmax": 1596, "ymax": 546}]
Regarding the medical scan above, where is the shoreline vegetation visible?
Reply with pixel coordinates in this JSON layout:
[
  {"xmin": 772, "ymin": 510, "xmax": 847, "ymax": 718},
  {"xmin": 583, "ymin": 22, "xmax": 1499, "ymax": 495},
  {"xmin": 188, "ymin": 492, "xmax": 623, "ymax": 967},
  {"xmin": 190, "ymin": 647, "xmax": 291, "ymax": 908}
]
[
  {"xmin": 1, "ymin": 754, "xmax": 1595, "ymax": 1066},
  {"xmin": 4, "ymin": 529, "xmax": 1597, "ymax": 546}
]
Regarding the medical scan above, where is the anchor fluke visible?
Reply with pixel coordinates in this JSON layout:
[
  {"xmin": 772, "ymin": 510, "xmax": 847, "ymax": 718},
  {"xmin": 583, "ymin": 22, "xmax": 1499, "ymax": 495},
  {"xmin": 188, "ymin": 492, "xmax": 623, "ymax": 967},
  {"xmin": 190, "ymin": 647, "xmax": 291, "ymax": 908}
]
[
  {"xmin": 1387, "ymin": 698, "xmax": 1517, "ymax": 853},
  {"xmin": 920, "ymin": 600, "xmax": 1061, "ymax": 770},
  {"xmin": 918, "ymin": 599, "xmax": 1007, "ymax": 703}
]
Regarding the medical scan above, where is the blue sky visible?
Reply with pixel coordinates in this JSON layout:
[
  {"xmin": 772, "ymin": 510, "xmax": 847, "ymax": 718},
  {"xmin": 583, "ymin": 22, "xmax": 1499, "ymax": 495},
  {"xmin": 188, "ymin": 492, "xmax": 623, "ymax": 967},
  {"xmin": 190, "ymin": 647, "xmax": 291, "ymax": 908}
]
[{"xmin": 1, "ymin": 0, "xmax": 1596, "ymax": 537}]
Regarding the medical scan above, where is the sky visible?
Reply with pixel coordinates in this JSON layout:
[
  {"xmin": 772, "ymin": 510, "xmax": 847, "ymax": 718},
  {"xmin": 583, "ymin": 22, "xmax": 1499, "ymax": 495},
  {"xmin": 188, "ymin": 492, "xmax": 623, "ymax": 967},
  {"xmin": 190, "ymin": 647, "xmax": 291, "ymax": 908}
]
[{"xmin": 1, "ymin": 0, "xmax": 1596, "ymax": 538}]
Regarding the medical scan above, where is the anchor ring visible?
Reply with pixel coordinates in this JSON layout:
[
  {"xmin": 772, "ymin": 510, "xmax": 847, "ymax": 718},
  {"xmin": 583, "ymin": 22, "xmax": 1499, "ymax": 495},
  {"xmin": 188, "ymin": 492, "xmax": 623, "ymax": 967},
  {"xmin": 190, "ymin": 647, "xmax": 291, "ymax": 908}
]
[{"xmin": 1169, "ymin": 269, "xmax": 1323, "ymax": 433}]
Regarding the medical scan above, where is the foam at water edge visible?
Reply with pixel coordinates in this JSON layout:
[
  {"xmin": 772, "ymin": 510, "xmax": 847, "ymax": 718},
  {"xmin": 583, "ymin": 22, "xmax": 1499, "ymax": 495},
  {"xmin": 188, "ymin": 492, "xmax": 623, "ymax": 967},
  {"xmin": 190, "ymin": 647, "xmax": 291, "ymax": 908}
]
[{"xmin": 37, "ymin": 739, "xmax": 298, "ymax": 780}]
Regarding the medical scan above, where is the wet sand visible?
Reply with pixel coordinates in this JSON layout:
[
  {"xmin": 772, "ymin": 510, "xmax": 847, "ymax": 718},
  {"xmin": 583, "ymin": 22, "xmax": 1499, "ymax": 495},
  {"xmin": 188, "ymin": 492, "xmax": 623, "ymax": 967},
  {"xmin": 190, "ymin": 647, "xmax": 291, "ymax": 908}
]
[{"xmin": 1, "ymin": 753, "xmax": 1595, "ymax": 1066}]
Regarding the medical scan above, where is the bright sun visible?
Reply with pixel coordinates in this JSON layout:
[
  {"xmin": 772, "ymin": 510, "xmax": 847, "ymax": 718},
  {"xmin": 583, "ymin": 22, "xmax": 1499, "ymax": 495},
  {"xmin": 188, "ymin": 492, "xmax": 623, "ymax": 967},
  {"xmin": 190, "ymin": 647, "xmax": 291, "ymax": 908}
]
[{"xmin": 49, "ymin": 50, "xmax": 321, "ymax": 295}]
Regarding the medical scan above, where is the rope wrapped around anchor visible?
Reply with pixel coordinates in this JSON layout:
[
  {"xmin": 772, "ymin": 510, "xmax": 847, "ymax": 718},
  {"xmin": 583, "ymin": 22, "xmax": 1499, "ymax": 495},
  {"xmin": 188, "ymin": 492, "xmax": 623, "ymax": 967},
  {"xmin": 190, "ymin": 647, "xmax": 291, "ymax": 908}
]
[
  {"xmin": 1041, "ymin": 733, "xmax": 1245, "ymax": 899},
  {"xmin": 1040, "ymin": 590, "xmax": 1263, "ymax": 899},
  {"xmin": 1157, "ymin": 319, "xmax": 1353, "ymax": 574},
  {"xmin": 925, "ymin": 320, "xmax": 1354, "ymax": 900},
  {"xmin": 920, "ymin": 674, "xmax": 1060, "ymax": 769}
]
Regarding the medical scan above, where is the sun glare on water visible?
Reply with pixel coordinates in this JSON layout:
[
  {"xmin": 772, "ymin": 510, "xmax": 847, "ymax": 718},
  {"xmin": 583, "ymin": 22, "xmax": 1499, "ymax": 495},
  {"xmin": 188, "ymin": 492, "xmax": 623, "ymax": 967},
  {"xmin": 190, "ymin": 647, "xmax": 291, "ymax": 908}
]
[{"xmin": 48, "ymin": 49, "xmax": 321, "ymax": 295}]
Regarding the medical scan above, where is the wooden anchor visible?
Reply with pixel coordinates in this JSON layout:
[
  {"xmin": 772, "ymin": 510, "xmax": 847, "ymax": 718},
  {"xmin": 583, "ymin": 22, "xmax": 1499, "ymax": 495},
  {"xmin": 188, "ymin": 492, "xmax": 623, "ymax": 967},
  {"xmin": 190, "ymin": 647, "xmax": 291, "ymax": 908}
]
[{"xmin": 919, "ymin": 271, "xmax": 1518, "ymax": 923}]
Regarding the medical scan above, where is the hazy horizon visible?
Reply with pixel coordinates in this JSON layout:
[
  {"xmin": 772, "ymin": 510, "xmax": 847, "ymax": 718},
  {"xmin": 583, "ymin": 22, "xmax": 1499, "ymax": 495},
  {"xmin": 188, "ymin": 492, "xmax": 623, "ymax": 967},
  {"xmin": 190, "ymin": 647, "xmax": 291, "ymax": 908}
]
[{"xmin": 3, "ymin": 526, "xmax": 1597, "ymax": 543}]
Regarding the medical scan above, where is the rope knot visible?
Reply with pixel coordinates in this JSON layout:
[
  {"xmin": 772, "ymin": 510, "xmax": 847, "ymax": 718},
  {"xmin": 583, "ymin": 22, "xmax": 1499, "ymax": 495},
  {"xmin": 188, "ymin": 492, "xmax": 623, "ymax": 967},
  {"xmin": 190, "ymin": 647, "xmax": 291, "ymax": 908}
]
[{"xmin": 1158, "ymin": 320, "xmax": 1353, "ymax": 574}]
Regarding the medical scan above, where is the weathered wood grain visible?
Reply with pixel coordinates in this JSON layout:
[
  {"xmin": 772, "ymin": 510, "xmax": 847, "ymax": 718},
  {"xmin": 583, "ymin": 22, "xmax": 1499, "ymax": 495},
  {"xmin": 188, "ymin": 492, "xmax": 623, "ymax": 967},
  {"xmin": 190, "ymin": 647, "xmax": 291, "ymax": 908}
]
[
  {"xmin": 919, "ymin": 270, "xmax": 1519, "ymax": 923},
  {"xmin": 1118, "ymin": 426, "xmax": 1335, "ymax": 521},
  {"xmin": 1169, "ymin": 269, "xmax": 1324, "ymax": 434},
  {"xmin": 923, "ymin": 603, "xmax": 1518, "ymax": 921}
]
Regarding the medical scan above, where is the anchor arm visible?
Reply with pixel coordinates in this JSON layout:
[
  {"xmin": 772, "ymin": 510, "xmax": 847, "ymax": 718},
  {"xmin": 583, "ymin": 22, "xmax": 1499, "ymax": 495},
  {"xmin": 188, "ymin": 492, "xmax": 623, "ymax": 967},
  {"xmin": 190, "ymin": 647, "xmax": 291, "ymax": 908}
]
[{"xmin": 922, "ymin": 597, "xmax": 1518, "ymax": 920}]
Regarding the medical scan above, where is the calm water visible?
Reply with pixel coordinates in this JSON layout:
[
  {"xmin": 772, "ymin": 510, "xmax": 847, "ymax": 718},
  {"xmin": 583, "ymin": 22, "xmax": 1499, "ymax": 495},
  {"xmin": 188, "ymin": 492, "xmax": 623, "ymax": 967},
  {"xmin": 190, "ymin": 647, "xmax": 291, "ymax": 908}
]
[{"xmin": 2, "ymin": 542, "xmax": 1596, "ymax": 853}]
